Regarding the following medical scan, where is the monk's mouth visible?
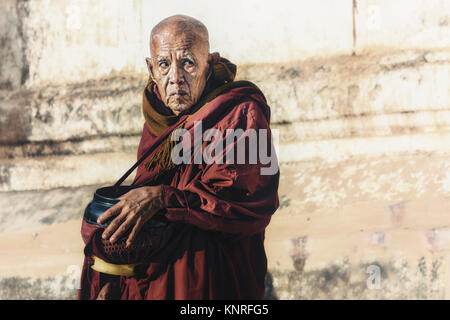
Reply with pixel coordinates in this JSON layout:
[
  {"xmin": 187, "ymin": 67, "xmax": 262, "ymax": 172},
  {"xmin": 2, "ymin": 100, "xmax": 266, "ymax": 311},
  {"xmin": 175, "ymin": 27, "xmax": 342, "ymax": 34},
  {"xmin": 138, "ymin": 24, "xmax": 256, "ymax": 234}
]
[{"xmin": 170, "ymin": 91, "xmax": 187, "ymax": 98}]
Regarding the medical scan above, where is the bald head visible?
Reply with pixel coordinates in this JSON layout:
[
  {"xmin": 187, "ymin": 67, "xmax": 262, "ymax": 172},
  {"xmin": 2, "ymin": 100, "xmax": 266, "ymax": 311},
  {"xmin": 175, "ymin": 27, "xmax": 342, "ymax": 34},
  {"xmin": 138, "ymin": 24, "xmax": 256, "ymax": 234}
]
[
  {"xmin": 146, "ymin": 15, "xmax": 217, "ymax": 115},
  {"xmin": 150, "ymin": 15, "xmax": 209, "ymax": 57}
]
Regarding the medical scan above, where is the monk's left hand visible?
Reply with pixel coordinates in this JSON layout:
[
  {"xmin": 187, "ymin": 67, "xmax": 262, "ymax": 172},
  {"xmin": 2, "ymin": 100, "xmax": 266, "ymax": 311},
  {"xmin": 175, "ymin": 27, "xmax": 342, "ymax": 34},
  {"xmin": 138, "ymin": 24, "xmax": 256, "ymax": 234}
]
[{"xmin": 97, "ymin": 185, "xmax": 164, "ymax": 246}]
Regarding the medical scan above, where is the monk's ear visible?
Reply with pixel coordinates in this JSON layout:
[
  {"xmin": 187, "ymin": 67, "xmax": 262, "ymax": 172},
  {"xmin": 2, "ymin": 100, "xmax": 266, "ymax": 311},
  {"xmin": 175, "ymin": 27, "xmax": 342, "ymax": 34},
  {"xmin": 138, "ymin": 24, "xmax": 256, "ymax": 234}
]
[
  {"xmin": 208, "ymin": 52, "xmax": 220, "ymax": 65},
  {"xmin": 145, "ymin": 57, "xmax": 155, "ymax": 79}
]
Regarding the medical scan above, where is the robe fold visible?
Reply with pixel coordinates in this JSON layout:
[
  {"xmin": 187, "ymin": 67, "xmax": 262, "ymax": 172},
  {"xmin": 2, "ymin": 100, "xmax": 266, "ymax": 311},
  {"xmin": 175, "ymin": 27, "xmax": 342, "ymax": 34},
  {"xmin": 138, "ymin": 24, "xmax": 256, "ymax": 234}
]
[{"xmin": 78, "ymin": 80, "xmax": 280, "ymax": 300}]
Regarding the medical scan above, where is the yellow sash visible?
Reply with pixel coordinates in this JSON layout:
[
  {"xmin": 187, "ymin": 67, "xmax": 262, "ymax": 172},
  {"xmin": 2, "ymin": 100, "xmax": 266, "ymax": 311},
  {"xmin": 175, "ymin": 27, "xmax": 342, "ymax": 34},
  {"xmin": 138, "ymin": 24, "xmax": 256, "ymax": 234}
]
[{"xmin": 91, "ymin": 255, "xmax": 136, "ymax": 277}]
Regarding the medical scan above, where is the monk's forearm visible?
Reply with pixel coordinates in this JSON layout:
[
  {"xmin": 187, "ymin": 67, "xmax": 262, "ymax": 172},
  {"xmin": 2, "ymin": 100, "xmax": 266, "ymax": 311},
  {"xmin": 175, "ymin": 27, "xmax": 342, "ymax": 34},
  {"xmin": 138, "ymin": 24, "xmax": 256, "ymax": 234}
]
[{"xmin": 161, "ymin": 184, "xmax": 277, "ymax": 235}]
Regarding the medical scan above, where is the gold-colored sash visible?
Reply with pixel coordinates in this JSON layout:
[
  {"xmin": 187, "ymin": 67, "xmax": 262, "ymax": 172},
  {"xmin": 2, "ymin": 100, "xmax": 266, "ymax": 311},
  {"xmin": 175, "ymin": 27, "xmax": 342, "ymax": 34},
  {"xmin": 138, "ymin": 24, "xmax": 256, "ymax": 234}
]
[{"xmin": 91, "ymin": 255, "xmax": 136, "ymax": 277}]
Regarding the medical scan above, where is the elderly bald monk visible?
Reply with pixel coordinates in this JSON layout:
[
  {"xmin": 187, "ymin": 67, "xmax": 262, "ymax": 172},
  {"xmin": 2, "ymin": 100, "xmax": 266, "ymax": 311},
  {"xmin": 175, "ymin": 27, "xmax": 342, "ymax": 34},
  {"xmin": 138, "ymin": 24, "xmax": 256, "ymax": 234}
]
[{"xmin": 78, "ymin": 14, "xmax": 279, "ymax": 300}]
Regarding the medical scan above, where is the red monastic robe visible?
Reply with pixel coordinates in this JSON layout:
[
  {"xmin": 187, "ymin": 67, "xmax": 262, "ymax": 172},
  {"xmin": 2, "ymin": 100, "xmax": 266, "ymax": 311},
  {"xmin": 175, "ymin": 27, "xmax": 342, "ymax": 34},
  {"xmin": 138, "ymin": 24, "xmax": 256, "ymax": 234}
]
[{"xmin": 79, "ymin": 83, "xmax": 280, "ymax": 300}]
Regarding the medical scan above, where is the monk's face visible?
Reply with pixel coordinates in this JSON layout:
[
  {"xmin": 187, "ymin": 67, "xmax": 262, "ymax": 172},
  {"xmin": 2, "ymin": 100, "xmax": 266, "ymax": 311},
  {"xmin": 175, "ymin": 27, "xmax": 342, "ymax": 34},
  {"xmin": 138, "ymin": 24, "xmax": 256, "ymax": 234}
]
[{"xmin": 147, "ymin": 29, "xmax": 210, "ymax": 115}]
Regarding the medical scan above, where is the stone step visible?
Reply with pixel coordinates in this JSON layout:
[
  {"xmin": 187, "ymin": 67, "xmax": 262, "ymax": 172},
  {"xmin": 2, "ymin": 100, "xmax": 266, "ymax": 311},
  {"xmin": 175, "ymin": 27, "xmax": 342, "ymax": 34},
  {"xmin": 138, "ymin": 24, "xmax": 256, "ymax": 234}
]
[
  {"xmin": 0, "ymin": 76, "xmax": 145, "ymax": 145},
  {"xmin": 1, "ymin": 50, "xmax": 448, "ymax": 146},
  {"xmin": 0, "ymin": 135, "xmax": 141, "ymax": 159},
  {"xmin": 1, "ymin": 131, "xmax": 450, "ymax": 192},
  {"xmin": 0, "ymin": 152, "xmax": 136, "ymax": 192},
  {"xmin": 0, "ymin": 220, "xmax": 83, "ymax": 299},
  {"xmin": 1, "ymin": 209, "xmax": 449, "ymax": 299},
  {"xmin": 0, "ymin": 184, "xmax": 98, "ymax": 233},
  {"xmin": 239, "ymin": 50, "xmax": 450, "ymax": 124},
  {"xmin": 266, "ymin": 202, "xmax": 450, "ymax": 272},
  {"xmin": 279, "ymin": 131, "xmax": 450, "ymax": 163},
  {"xmin": 274, "ymin": 109, "xmax": 450, "ymax": 143},
  {"xmin": 3, "ymin": 108, "xmax": 450, "ymax": 160},
  {"xmin": 1, "ymin": 148, "xmax": 450, "ymax": 298}
]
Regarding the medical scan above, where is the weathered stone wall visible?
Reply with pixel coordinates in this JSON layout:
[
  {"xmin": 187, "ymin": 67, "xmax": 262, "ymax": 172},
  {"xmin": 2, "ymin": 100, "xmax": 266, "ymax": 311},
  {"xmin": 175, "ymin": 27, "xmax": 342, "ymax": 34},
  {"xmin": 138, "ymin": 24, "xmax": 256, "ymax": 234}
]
[
  {"xmin": 0, "ymin": 0, "xmax": 449, "ymax": 299},
  {"xmin": 1, "ymin": 49, "xmax": 448, "ymax": 192},
  {"xmin": 1, "ymin": 0, "xmax": 449, "ymax": 90}
]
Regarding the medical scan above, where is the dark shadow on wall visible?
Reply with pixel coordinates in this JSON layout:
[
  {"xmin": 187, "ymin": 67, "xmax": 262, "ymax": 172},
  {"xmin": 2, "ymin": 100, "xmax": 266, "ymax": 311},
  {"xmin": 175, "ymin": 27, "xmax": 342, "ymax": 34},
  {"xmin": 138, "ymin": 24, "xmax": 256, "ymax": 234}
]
[{"xmin": 264, "ymin": 272, "xmax": 278, "ymax": 300}]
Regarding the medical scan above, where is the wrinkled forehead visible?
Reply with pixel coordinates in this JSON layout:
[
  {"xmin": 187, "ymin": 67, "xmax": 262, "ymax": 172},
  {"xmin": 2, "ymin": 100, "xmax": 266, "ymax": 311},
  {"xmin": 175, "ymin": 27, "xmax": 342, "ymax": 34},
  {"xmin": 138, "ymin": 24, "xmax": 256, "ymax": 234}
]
[{"xmin": 150, "ymin": 26, "xmax": 209, "ymax": 58}]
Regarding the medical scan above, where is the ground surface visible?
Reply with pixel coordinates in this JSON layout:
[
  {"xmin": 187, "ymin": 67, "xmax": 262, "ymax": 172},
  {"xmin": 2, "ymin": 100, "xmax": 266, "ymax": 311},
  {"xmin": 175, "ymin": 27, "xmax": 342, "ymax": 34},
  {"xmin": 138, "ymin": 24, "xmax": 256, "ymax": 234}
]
[{"xmin": 1, "ymin": 146, "xmax": 450, "ymax": 299}]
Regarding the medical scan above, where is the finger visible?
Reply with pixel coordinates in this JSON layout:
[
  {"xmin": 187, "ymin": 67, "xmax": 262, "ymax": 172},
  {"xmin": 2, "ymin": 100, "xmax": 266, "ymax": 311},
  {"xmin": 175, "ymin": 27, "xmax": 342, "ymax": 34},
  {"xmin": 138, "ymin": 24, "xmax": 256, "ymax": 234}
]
[
  {"xmin": 109, "ymin": 215, "xmax": 137, "ymax": 243},
  {"xmin": 126, "ymin": 217, "xmax": 143, "ymax": 247},
  {"xmin": 102, "ymin": 212, "xmax": 127, "ymax": 240},
  {"xmin": 98, "ymin": 202, "xmax": 124, "ymax": 224},
  {"xmin": 96, "ymin": 283, "xmax": 109, "ymax": 300}
]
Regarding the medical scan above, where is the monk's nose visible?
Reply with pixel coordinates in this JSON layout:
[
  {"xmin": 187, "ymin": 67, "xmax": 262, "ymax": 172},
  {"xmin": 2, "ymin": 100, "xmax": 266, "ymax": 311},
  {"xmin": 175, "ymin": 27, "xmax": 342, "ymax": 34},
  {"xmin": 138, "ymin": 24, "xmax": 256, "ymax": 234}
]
[{"xmin": 168, "ymin": 65, "xmax": 184, "ymax": 85}]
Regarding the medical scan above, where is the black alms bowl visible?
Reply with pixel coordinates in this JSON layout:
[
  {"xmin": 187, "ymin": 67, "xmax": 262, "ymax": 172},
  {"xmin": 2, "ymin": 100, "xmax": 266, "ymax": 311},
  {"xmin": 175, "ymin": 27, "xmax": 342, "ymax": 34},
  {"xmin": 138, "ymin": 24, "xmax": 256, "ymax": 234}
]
[{"xmin": 83, "ymin": 185, "xmax": 167, "ymax": 228}]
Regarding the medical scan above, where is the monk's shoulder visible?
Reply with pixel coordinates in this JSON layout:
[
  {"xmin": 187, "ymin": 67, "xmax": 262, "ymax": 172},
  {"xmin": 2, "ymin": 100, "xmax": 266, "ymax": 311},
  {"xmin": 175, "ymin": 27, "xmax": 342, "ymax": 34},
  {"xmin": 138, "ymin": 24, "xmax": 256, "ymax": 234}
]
[{"xmin": 218, "ymin": 94, "xmax": 270, "ymax": 130}]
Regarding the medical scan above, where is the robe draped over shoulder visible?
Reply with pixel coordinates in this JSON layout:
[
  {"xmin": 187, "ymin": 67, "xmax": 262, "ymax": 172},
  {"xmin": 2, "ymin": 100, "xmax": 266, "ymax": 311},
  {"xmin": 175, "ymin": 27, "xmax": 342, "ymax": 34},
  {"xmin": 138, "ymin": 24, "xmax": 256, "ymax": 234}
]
[{"xmin": 78, "ymin": 84, "xmax": 280, "ymax": 300}]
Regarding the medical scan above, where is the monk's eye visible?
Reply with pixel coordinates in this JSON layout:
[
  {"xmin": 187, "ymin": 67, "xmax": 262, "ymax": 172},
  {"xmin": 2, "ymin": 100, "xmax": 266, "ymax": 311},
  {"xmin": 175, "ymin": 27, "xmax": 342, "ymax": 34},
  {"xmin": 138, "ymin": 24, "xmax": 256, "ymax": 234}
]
[
  {"xmin": 182, "ymin": 59, "xmax": 195, "ymax": 68},
  {"xmin": 158, "ymin": 60, "xmax": 169, "ymax": 68}
]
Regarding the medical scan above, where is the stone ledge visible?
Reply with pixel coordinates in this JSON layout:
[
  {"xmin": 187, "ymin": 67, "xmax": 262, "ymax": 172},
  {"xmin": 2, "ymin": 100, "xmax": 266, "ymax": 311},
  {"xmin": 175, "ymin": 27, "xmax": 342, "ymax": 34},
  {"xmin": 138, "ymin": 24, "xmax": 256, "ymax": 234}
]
[
  {"xmin": 0, "ymin": 185, "xmax": 97, "ymax": 233},
  {"xmin": 0, "ymin": 134, "xmax": 141, "ymax": 159},
  {"xmin": 3, "ymin": 108, "xmax": 450, "ymax": 160},
  {"xmin": 1, "ymin": 49, "xmax": 449, "ymax": 145},
  {"xmin": 0, "ymin": 277, "xmax": 78, "ymax": 300},
  {"xmin": 2, "ymin": 131, "xmax": 450, "ymax": 192},
  {"xmin": 273, "ymin": 109, "xmax": 450, "ymax": 143},
  {"xmin": 267, "ymin": 256, "xmax": 446, "ymax": 299},
  {"xmin": 279, "ymin": 131, "xmax": 450, "ymax": 163},
  {"xmin": 0, "ymin": 152, "xmax": 136, "ymax": 192},
  {"xmin": 0, "ymin": 75, "xmax": 146, "ymax": 144},
  {"xmin": 238, "ymin": 49, "xmax": 450, "ymax": 124},
  {"xmin": 0, "ymin": 216, "xmax": 448, "ymax": 299},
  {"xmin": 1, "ymin": 257, "xmax": 444, "ymax": 300},
  {"xmin": 2, "ymin": 149, "xmax": 450, "ymax": 298}
]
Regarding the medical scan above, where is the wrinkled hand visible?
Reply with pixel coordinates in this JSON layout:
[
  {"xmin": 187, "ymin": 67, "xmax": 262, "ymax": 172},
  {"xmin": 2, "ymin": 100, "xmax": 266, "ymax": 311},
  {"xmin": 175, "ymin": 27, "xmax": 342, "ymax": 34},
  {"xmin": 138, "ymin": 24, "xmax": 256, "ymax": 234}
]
[{"xmin": 97, "ymin": 186, "xmax": 164, "ymax": 247}]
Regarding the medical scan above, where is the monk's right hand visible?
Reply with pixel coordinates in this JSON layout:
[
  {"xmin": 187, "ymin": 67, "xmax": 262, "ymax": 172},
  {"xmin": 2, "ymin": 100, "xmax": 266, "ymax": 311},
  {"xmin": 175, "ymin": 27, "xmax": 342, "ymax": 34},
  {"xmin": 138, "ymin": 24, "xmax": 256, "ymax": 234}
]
[{"xmin": 97, "ymin": 185, "xmax": 164, "ymax": 247}]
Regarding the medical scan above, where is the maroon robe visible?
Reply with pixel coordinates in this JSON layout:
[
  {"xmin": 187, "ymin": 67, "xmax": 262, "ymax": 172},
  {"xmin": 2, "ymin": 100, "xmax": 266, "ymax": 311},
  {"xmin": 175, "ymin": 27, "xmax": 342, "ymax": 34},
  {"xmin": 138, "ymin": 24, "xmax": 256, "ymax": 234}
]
[{"xmin": 79, "ymin": 83, "xmax": 279, "ymax": 299}]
